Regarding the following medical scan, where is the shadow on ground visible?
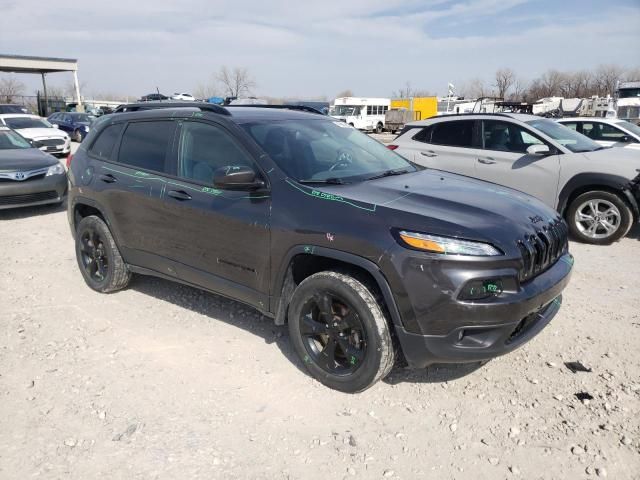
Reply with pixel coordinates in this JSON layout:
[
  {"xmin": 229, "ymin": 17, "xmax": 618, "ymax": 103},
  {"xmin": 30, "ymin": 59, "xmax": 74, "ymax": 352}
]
[
  {"xmin": 0, "ymin": 200, "xmax": 67, "ymax": 221},
  {"xmin": 129, "ymin": 274, "xmax": 484, "ymax": 386}
]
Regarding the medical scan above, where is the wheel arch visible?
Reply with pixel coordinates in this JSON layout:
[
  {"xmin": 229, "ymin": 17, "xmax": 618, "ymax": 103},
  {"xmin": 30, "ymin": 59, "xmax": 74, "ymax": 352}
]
[
  {"xmin": 272, "ymin": 246, "xmax": 403, "ymax": 329},
  {"xmin": 557, "ymin": 173, "xmax": 639, "ymax": 220}
]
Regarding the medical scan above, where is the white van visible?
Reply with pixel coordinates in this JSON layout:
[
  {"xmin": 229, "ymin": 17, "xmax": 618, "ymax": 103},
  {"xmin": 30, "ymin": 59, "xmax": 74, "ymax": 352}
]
[{"xmin": 330, "ymin": 97, "xmax": 390, "ymax": 132}]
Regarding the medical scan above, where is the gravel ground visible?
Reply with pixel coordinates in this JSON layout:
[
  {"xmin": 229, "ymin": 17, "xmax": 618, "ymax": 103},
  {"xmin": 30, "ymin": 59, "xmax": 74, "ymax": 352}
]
[{"xmin": 1, "ymin": 194, "xmax": 639, "ymax": 479}]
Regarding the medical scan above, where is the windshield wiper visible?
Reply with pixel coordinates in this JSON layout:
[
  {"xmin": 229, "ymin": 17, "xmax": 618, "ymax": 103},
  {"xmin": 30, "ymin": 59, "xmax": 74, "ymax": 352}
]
[
  {"xmin": 365, "ymin": 168, "xmax": 411, "ymax": 181},
  {"xmin": 298, "ymin": 178, "xmax": 348, "ymax": 185}
]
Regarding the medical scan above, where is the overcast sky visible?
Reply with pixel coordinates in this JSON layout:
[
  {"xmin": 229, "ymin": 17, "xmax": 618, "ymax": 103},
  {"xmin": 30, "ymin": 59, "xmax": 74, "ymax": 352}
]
[{"xmin": 1, "ymin": 0, "xmax": 639, "ymax": 100}]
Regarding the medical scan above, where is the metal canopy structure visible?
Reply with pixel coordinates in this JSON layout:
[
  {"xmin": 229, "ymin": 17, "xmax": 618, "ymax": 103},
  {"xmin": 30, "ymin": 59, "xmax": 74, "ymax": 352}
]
[{"xmin": 0, "ymin": 54, "xmax": 83, "ymax": 113}]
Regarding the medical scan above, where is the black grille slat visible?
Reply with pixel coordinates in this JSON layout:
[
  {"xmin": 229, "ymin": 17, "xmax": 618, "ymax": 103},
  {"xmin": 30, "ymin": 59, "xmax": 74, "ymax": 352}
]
[
  {"xmin": 34, "ymin": 138, "xmax": 65, "ymax": 147},
  {"xmin": 0, "ymin": 191, "xmax": 58, "ymax": 205},
  {"xmin": 518, "ymin": 219, "xmax": 568, "ymax": 283}
]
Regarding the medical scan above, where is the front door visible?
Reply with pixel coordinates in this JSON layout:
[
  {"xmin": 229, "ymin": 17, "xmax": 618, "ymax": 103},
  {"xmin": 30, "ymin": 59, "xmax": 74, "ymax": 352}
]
[{"xmin": 474, "ymin": 120, "xmax": 561, "ymax": 208}]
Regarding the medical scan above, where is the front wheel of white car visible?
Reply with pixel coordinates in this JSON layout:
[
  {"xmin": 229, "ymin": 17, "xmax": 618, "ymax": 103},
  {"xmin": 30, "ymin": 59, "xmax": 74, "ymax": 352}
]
[{"xmin": 566, "ymin": 191, "xmax": 633, "ymax": 245}]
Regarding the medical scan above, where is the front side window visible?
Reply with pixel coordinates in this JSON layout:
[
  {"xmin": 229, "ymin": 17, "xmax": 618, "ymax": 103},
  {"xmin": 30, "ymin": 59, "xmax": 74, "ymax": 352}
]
[
  {"xmin": 482, "ymin": 120, "xmax": 545, "ymax": 153},
  {"xmin": 242, "ymin": 119, "xmax": 416, "ymax": 183},
  {"xmin": 118, "ymin": 121, "xmax": 176, "ymax": 173},
  {"xmin": 561, "ymin": 122, "xmax": 578, "ymax": 132},
  {"xmin": 0, "ymin": 129, "xmax": 32, "ymax": 149},
  {"xmin": 89, "ymin": 123, "xmax": 124, "ymax": 160},
  {"xmin": 582, "ymin": 122, "xmax": 628, "ymax": 141},
  {"xmin": 616, "ymin": 120, "xmax": 640, "ymax": 138},
  {"xmin": 526, "ymin": 118, "xmax": 602, "ymax": 153},
  {"xmin": 178, "ymin": 121, "xmax": 253, "ymax": 184},
  {"xmin": 431, "ymin": 120, "xmax": 474, "ymax": 148}
]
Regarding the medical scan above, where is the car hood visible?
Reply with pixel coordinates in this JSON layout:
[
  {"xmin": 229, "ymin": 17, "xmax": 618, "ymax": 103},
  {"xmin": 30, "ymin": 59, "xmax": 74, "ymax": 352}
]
[
  {"xmin": 0, "ymin": 148, "xmax": 59, "ymax": 170},
  {"xmin": 14, "ymin": 128, "xmax": 68, "ymax": 140},
  {"xmin": 577, "ymin": 147, "xmax": 640, "ymax": 179},
  {"xmin": 319, "ymin": 169, "xmax": 562, "ymax": 250}
]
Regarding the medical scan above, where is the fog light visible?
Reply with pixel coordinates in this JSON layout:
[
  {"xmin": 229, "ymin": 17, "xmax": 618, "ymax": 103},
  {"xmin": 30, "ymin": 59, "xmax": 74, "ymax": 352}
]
[{"xmin": 459, "ymin": 279, "xmax": 504, "ymax": 301}]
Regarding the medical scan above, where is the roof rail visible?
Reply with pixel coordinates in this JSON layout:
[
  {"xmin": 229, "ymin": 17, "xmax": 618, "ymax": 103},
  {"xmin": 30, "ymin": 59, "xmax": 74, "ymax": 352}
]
[
  {"xmin": 113, "ymin": 101, "xmax": 231, "ymax": 116},
  {"xmin": 435, "ymin": 112, "xmax": 516, "ymax": 119},
  {"xmin": 226, "ymin": 104, "xmax": 325, "ymax": 115}
]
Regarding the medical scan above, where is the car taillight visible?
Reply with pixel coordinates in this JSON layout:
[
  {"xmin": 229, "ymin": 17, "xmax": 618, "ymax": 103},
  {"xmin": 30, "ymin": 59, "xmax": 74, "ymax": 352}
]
[
  {"xmin": 386, "ymin": 145, "xmax": 399, "ymax": 150},
  {"xmin": 66, "ymin": 153, "xmax": 73, "ymax": 168}
]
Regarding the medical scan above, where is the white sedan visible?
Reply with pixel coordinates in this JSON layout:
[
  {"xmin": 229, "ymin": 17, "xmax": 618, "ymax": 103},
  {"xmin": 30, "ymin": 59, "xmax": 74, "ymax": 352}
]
[
  {"xmin": 170, "ymin": 93, "xmax": 195, "ymax": 101},
  {"xmin": 0, "ymin": 114, "xmax": 71, "ymax": 157},
  {"xmin": 557, "ymin": 117, "xmax": 640, "ymax": 151}
]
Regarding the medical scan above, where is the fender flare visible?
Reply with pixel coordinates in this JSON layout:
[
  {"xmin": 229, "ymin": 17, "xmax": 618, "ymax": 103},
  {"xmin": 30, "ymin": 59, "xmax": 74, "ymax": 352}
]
[
  {"xmin": 557, "ymin": 172, "xmax": 639, "ymax": 218},
  {"xmin": 70, "ymin": 196, "xmax": 126, "ymax": 246},
  {"xmin": 272, "ymin": 245, "xmax": 403, "ymax": 329}
]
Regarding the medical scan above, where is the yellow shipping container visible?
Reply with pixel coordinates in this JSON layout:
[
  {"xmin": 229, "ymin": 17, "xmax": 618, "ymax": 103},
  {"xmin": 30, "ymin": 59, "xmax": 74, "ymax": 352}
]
[{"xmin": 390, "ymin": 97, "xmax": 438, "ymax": 121}]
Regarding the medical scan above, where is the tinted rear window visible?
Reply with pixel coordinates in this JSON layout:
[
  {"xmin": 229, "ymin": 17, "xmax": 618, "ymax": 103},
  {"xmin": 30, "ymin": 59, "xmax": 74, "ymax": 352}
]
[
  {"xmin": 89, "ymin": 123, "xmax": 124, "ymax": 160},
  {"xmin": 118, "ymin": 121, "xmax": 175, "ymax": 173},
  {"xmin": 431, "ymin": 120, "xmax": 474, "ymax": 147}
]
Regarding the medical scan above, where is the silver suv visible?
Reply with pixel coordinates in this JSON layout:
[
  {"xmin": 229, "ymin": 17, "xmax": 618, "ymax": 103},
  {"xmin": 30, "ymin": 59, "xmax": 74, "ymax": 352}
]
[{"xmin": 390, "ymin": 113, "xmax": 640, "ymax": 244}]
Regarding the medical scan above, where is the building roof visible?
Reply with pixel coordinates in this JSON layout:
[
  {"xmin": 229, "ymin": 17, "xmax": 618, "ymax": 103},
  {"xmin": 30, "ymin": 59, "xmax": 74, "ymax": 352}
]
[{"xmin": 0, "ymin": 54, "xmax": 78, "ymax": 73}]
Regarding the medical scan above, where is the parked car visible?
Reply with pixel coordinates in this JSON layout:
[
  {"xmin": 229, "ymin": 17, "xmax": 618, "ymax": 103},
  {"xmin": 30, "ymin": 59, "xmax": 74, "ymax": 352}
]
[
  {"xmin": 0, "ymin": 114, "xmax": 71, "ymax": 157},
  {"xmin": 557, "ymin": 117, "xmax": 640, "ymax": 150},
  {"xmin": 170, "ymin": 93, "xmax": 195, "ymax": 101},
  {"xmin": 67, "ymin": 104, "xmax": 573, "ymax": 392},
  {"xmin": 389, "ymin": 113, "xmax": 640, "ymax": 245},
  {"xmin": 0, "ymin": 104, "xmax": 30, "ymax": 114},
  {"xmin": 0, "ymin": 126, "xmax": 67, "ymax": 209},
  {"xmin": 139, "ymin": 93, "xmax": 169, "ymax": 102},
  {"xmin": 47, "ymin": 112, "xmax": 96, "ymax": 142}
]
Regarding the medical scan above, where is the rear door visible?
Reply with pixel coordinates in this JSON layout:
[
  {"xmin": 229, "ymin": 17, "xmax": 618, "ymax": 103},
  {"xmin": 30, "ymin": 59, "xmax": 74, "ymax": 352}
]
[
  {"xmin": 474, "ymin": 119, "xmax": 560, "ymax": 207},
  {"xmin": 404, "ymin": 120, "xmax": 478, "ymax": 177}
]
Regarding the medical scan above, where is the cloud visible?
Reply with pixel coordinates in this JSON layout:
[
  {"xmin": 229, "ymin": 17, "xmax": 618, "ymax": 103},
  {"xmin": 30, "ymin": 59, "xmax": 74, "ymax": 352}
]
[{"xmin": 1, "ymin": 0, "xmax": 638, "ymax": 98}]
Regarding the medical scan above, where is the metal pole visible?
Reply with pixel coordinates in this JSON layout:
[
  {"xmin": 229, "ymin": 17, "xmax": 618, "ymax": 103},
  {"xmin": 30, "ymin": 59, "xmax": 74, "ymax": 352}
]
[
  {"xmin": 41, "ymin": 72, "xmax": 48, "ymax": 117},
  {"xmin": 73, "ymin": 70, "xmax": 84, "ymax": 112}
]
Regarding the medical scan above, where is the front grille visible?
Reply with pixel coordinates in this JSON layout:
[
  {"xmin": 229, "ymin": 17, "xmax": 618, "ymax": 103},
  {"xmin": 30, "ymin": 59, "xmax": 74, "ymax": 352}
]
[
  {"xmin": 34, "ymin": 138, "xmax": 65, "ymax": 147},
  {"xmin": 0, "ymin": 190, "xmax": 58, "ymax": 206},
  {"xmin": 517, "ymin": 219, "xmax": 568, "ymax": 282}
]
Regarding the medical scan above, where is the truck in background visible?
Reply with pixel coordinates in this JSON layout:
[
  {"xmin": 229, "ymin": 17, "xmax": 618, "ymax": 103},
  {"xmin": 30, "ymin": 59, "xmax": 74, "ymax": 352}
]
[
  {"xmin": 385, "ymin": 97, "xmax": 437, "ymax": 133},
  {"xmin": 330, "ymin": 97, "xmax": 390, "ymax": 132},
  {"xmin": 617, "ymin": 81, "xmax": 640, "ymax": 125}
]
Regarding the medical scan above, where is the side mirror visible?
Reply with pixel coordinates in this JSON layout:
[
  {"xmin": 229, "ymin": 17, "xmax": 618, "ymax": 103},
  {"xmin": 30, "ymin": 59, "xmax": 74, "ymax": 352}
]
[
  {"xmin": 526, "ymin": 144, "xmax": 551, "ymax": 156},
  {"xmin": 213, "ymin": 165, "xmax": 264, "ymax": 190}
]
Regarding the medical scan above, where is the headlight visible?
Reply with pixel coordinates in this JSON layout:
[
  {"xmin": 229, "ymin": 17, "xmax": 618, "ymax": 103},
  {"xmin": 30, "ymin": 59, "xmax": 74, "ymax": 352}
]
[
  {"xmin": 398, "ymin": 230, "xmax": 502, "ymax": 256},
  {"xmin": 46, "ymin": 163, "xmax": 65, "ymax": 176}
]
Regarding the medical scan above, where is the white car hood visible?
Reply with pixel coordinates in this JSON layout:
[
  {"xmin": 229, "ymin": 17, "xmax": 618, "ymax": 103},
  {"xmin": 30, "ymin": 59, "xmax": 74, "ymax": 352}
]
[
  {"xmin": 579, "ymin": 147, "xmax": 640, "ymax": 180},
  {"xmin": 14, "ymin": 128, "xmax": 68, "ymax": 140}
]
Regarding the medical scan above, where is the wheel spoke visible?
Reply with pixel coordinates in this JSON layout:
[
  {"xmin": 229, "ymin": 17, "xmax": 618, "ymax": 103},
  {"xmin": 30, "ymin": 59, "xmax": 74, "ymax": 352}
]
[
  {"xmin": 600, "ymin": 220, "xmax": 617, "ymax": 233},
  {"xmin": 603, "ymin": 208, "xmax": 620, "ymax": 218},
  {"xmin": 588, "ymin": 201, "xmax": 598, "ymax": 216},
  {"xmin": 336, "ymin": 311, "xmax": 359, "ymax": 331},
  {"xmin": 317, "ymin": 338, "xmax": 338, "ymax": 370},
  {"xmin": 576, "ymin": 212, "xmax": 594, "ymax": 223},
  {"xmin": 315, "ymin": 293, "xmax": 334, "ymax": 318},
  {"xmin": 337, "ymin": 337, "xmax": 364, "ymax": 366},
  {"xmin": 300, "ymin": 314, "xmax": 329, "ymax": 336}
]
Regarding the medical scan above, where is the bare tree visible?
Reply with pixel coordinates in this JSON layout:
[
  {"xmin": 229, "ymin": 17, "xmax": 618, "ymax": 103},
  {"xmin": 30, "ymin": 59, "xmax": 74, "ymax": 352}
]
[
  {"xmin": 494, "ymin": 68, "xmax": 515, "ymax": 99},
  {"xmin": 336, "ymin": 89, "xmax": 354, "ymax": 98},
  {"xmin": 593, "ymin": 64, "xmax": 625, "ymax": 96},
  {"xmin": 508, "ymin": 78, "xmax": 527, "ymax": 101},
  {"xmin": 394, "ymin": 81, "xmax": 414, "ymax": 98},
  {"xmin": 193, "ymin": 75, "xmax": 221, "ymax": 100},
  {"xmin": 217, "ymin": 66, "xmax": 255, "ymax": 98},
  {"xmin": 624, "ymin": 67, "xmax": 640, "ymax": 82},
  {"xmin": 462, "ymin": 78, "xmax": 488, "ymax": 98},
  {"xmin": 0, "ymin": 76, "xmax": 26, "ymax": 103}
]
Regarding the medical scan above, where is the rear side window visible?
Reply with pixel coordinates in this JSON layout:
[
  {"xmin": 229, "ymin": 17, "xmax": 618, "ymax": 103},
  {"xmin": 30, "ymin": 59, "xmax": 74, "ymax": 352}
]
[
  {"xmin": 562, "ymin": 122, "xmax": 578, "ymax": 131},
  {"xmin": 89, "ymin": 123, "xmax": 124, "ymax": 160},
  {"xmin": 431, "ymin": 120, "xmax": 474, "ymax": 148},
  {"xmin": 412, "ymin": 126, "xmax": 432, "ymax": 142},
  {"xmin": 118, "ymin": 121, "xmax": 176, "ymax": 173}
]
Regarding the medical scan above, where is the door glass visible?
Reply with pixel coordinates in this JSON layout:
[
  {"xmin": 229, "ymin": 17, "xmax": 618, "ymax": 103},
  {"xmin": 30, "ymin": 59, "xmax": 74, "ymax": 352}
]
[
  {"xmin": 562, "ymin": 122, "xmax": 578, "ymax": 131},
  {"xmin": 178, "ymin": 121, "xmax": 253, "ymax": 184},
  {"xmin": 482, "ymin": 120, "xmax": 543, "ymax": 153},
  {"xmin": 89, "ymin": 123, "xmax": 124, "ymax": 160},
  {"xmin": 594, "ymin": 123, "xmax": 627, "ymax": 141},
  {"xmin": 118, "ymin": 121, "xmax": 176, "ymax": 173},
  {"xmin": 431, "ymin": 121, "xmax": 474, "ymax": 147}
]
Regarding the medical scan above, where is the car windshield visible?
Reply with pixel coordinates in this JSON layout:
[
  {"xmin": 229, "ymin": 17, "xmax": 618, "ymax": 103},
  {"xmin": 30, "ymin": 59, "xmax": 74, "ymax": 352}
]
[
  {"xmin": 4, "ymin": 117, "xmax": 53, "ymax": 130},
  {"xmin": 616, "ymin": 120, "xmax": 640, "ymax": 137},
  {"xmin": 0, "ymin": 129, "xmax": 32, "ymax": 149},
  {"xmin": 242, "ymin": 119, "xmax": 417, "ymax": 183},
  {"xmin": 527, "ymin": 119, "xmax": 602, "ymax": 152},
  {"xmin": 331, "ymin": 105, "xmax": 361, "ymax": 116},
  {"xmin": 71, "ymin": 114, "xmax": 96, "ymax": 123}
]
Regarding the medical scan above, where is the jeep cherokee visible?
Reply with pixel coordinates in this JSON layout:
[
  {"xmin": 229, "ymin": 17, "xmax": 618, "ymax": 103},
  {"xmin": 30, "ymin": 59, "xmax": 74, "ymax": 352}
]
[{"xmin": 67, "ymin": 104, "xmax": 573, "ymax": 392}]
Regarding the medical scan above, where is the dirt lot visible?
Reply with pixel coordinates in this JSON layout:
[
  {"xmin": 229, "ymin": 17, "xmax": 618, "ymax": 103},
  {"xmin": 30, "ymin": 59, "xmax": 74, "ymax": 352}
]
[{"xmin": 1, "ymin": 200, "xmax": 639, "ymax": 479}]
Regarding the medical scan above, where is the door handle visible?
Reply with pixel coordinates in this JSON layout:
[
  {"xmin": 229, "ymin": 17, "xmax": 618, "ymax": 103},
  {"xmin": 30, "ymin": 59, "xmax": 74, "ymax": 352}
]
[
  {"xmin": 420, "ymin": 151, "xmax": 438, "ymax": 157},
  {"xmin": 477, "ymin": 158, "xmax": 497, "ymax": 164},
  {"xmin": 167, "ymin": 189, "xmax": 192, "ymax": 201},
  {"xmin": 99, "ymin": 174, "xmax": 117, "ymax": 183}
]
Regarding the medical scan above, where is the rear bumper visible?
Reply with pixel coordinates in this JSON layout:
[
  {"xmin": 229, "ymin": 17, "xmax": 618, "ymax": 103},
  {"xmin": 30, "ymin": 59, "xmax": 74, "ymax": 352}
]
[
  {"xmin": 393, "ymin": 253, "xmax": 573, "ymax": 368},
  {"xmin": 0, "ymin": 173, "xmax": 68, "ymax": 210}
]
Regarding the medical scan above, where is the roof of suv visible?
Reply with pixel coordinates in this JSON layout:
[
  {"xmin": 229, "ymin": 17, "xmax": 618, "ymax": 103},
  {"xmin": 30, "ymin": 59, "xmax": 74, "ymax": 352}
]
[{"xmin": 407, "ymin": 112, "xmax": 540, "ymax": 126}]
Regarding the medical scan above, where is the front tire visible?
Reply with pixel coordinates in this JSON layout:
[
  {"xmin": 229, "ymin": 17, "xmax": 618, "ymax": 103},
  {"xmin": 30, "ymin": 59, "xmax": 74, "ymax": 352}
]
[
  {"xmin": 288, "ymin": 271, "xmax": 395, "ymax": 393},
  {"xmin": 75, "ymin": 215, "xmax": 131, "ymax": 292},
  {"xmin": 566, "ymin": 191, "xmax": 632, "ymax": 244},
  {"xmin": 376, "ymin": 122, "xmax": 383, "ymax": 134}
]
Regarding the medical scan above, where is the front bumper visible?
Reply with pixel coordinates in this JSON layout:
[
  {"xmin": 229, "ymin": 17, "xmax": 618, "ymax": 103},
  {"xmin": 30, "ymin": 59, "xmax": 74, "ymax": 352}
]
[
  {"xmin": 392, "ymin": 253, "xmax": 573, "ymax": 368},
  {"xmin": 0, "ymin": 173, "xmax": 68, "ymax": 210}
]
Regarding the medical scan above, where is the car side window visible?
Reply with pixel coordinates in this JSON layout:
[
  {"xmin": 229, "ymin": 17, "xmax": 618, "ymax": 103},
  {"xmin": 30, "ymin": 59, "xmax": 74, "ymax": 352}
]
[
  {"xmin": 412, "ymin": 127, "xmax": 432, "ymax": 143},
  {"xmin": 177, "ymin": 121, "xmax": 254, "ymax": 184},
  {"xmin": 118, "ymin": 121, "xmax": 176, "ymax": 173},
  {"xmin": 591, "ymin": 123, "xmax": 627, "ymax": 141},
  {"xmin": 89, "ymin": 123, "xmax": 124, "ymax": 161},
  {"xmin": 562, "ymin": 122, "xmax": 578, "ymax": 132},
  {"xmin": 430, "ymin": 121, "xmax": 474, "ymax": 148},
  {"xmin": 482, "ymin": 120, "xmax": 544, "ymax": 154}
]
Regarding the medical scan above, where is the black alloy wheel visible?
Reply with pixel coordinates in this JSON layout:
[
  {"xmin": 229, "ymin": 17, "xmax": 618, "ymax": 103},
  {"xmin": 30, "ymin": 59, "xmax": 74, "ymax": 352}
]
[{"xmin": 79, "ymin": 228, "xmax": 109, "ymax": 282}]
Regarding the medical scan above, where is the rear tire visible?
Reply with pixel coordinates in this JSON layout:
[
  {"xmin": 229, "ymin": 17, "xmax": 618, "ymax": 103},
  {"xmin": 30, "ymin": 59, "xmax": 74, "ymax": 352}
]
[
  {"xmin": 566, "ymin": 191, "xmax": 632, "ymax": 245},
  {"xmin": 75, "ymin": 215, "xmax": 131, "ymax": 292},
  {"xmin": 288, "ymin": 271, "xmax": 395, "ymax": 393},
  {"xmin": 73, "ymin": 129, "xmax": 83, "ymax": 142}
]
